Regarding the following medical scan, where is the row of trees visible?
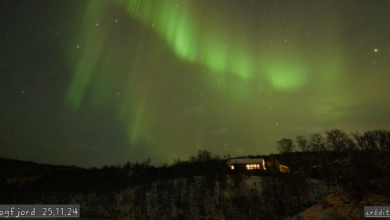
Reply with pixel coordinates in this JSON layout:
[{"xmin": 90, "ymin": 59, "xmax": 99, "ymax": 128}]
[
  {"xmin": 276, "ymin": 129, "xmax": 390, "ymax": 154},
  {"xmin": 275, "ymin": 129, "xmax": 390, "ymax": 202}
]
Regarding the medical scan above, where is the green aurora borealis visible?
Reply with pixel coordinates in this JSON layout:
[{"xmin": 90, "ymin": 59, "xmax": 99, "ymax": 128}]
[{"xmin": 1, "ymin": 0, "xmax": 389, "ymax": 167}]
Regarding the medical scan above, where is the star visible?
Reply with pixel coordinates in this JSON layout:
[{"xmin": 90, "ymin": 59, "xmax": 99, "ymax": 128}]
[{"xmin": 374, "ymin": 48, "xmax": 378, "ymax": 52}]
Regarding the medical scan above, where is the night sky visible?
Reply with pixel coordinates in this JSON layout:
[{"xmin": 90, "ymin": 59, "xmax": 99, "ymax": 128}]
[{"xmin": 1, "ymin": 0, "xmax": 389, "ymax": 168}]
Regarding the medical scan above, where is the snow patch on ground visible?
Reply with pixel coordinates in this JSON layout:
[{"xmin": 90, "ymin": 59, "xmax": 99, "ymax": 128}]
[{"xmin": 286, "ymin": 192, "xmax": 390, "ymax": 220}]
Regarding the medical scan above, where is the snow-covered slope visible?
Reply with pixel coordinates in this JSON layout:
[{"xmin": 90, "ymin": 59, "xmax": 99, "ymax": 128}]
[{"xmin": 286, "ymin": 192, "xmax": 390, "ymax": 220}]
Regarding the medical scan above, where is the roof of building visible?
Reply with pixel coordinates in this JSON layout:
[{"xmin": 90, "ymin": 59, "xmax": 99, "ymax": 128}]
[{"xmin": 226, "ymin": 158, "xmax": 265, "ymax": 165}]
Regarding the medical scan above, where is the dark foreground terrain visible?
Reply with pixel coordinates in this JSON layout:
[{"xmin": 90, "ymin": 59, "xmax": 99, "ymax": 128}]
[{"xmin": 1, "ymin": 129, "xmax": 390, "ymax": 219}]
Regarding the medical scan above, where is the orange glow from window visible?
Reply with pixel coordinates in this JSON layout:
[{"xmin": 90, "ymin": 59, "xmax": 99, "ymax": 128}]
[{"xmin": 245, "ymin": 163, "xmax": 262, "ymax": 170}]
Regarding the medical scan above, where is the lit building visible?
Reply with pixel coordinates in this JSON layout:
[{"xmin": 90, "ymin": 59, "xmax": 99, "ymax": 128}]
[{"xmin": 226, "ymin": 158, "xmax": 266, "ymax": 171}]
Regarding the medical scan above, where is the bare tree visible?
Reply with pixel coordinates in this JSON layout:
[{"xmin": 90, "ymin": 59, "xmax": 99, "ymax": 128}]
[
  {"xmin": 98, "ymin": 191, "xmax": 119, "ymax": 218},
  {"xmin": 352, "ymin": 130, "xmax": 390, "ymax": 152},
  {"xmin": 377, "ymin": 130, "xmax": 390, "ymax": 152},
  {"xmin": 215, "ymin": 173, "xmax": 228, "ymax": 213},
  {"xmin": 296, "ymin": 135, "xmax": 310, "ymax": 152},
  {"xmin": 326, "ymin": 129, "xmax": 357, "ymax": 155},
  {"xmin": 152, "ymin": 179, "xmax": 173, "ymax": 219},
  {"xmin": 229, "ymin": 173, "xmax": 250, "ymax": 217},
  {"xmin": 193, "ymin": 176, "xmax": 207, "ymax": 216},
  {"xmin": 276, "ymin": 138, "xmax": 295, "ymax": 154},
  {"xmin": 310, "ymin": 133, "xmax": 326, "ymax": 152}
]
